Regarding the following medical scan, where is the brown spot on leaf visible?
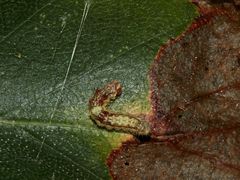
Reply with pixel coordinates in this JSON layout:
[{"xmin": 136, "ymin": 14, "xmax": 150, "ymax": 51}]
[{"xmin": 108, "ymin": 7, "xmax": 240, "ymax": 179}]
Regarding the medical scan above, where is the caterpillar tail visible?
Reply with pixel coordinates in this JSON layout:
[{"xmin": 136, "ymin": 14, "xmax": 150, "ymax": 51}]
[{"xmin": 89, "ymin": 80, "xmax": 150, "ymax": 136}]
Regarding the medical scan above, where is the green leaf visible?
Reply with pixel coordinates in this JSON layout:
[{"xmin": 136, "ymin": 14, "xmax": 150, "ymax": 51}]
[{"xmin": 0, "ymin": 0, "xmax": 197, "ymax": 179}]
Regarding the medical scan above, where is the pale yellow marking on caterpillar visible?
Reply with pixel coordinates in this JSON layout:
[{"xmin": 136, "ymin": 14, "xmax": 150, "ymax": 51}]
[{"xmin": 89, "ymin": 81, "xmax": 150, "ymax": 136}]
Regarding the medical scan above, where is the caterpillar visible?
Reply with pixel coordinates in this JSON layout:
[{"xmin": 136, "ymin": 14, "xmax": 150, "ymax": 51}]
[{"xmin": 89, "ymin": 80, "xmax": 150, "ymax": 136}]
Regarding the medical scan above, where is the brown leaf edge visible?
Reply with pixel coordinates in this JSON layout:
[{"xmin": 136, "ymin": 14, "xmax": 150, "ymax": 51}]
[
  {"xmin": 106, "ymin": 139, "xmax": 141, "ymax": 180},
  {"xmin": 106, "ymin": 6, "xmax": 239, "ymax": 179}
]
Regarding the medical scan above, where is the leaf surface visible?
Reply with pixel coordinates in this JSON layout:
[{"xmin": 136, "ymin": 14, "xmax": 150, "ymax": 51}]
[{"xmin": 0, "ymin": 0, "xmax": 197, "ymax": 179}]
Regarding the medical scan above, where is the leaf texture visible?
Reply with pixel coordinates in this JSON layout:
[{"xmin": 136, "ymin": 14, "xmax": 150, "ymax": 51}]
[{"xmin": 0, "ymin": 0, "xmax": 197, "ymax": 179}]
